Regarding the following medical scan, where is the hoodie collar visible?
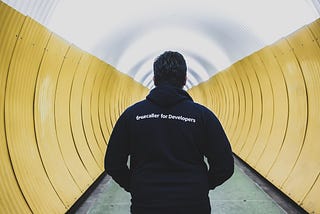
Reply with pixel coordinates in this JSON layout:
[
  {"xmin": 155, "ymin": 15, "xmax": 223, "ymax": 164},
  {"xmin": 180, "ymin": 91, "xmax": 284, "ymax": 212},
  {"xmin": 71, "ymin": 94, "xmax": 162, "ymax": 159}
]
[{"xmin": 146, "ymin": 84, "xmax": 193, "ymax": 108}]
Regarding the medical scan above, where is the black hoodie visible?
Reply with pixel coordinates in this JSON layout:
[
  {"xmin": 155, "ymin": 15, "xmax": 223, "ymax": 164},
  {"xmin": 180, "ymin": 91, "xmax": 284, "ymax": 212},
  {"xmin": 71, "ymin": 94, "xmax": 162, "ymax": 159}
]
[{"xmin": 105, "ymin": 84, "xmax": 234, "ymax": 211}]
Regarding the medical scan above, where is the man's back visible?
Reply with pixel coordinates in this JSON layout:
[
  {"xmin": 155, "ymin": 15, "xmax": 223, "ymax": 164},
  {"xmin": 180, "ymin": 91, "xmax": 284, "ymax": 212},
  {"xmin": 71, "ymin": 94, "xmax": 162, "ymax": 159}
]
[
  {"xmin": 129, "ymin": 84, "xmax": 210, "ymax": 206},
  {"xmin": 104, "ymin": 51, "xmax": 234, "ymax": 214},
  {"xmin": 105, "ymin": 84, "xmax": 234, "ymax": 213}
]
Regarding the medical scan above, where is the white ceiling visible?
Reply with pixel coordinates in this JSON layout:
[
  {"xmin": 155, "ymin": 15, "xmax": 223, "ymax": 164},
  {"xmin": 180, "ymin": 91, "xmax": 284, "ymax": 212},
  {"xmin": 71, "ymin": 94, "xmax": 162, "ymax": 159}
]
[{"xmin": 2, "ymin": 0, "xmax": 319, "ymax": 88}]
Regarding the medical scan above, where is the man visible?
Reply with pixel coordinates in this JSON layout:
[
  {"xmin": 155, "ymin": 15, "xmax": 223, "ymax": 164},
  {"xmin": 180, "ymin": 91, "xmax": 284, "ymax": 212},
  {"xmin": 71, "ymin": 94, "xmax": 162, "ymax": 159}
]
[{"xmin": 105, "ymin": 51, "xmax": 234, "ymax": 214}]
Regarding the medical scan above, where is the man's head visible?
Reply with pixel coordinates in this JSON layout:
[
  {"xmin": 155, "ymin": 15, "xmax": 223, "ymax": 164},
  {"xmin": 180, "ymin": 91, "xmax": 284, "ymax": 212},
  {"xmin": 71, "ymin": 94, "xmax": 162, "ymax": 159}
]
[{"xmin": 153, "ymin": 51, "xmax": 187, "ymax": 88}]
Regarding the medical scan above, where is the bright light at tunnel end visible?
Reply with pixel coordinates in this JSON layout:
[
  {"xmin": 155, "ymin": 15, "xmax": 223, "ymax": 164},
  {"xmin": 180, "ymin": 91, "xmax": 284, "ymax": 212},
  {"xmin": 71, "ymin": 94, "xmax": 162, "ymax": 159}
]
[
  {"xmin": 116, "ymin": 26, "xmax": 231, "ymax": 88},
  {"xmin": 45, "ymin": 0, "xmax": 320, "ymax": 88}
]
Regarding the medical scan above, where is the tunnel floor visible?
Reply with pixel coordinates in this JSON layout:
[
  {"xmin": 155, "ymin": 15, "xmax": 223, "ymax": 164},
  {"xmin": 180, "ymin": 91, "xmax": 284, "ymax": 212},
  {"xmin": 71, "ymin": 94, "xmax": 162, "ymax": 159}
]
[{"xmin": 71, "ymin": 157, "xmax": 306, "ymax": 214}]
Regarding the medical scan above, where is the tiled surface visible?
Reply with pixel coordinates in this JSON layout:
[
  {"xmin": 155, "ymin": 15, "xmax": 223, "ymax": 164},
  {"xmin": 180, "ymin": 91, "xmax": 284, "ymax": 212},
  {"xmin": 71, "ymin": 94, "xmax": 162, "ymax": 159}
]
[
  {"xmin": 209, "ymin": 166, "xmax": 285, "ymax": 214},
  {"xmin": 74, "ymin": 165, "xmax": 287, "ymax": 214}
]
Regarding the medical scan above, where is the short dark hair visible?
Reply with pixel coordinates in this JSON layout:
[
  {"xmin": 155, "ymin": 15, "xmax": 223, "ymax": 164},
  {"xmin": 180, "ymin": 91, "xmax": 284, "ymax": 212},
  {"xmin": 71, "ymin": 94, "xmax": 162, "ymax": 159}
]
[{"xmin": 153, "ymin": 51, "xmax": 187, "ymax": 88}]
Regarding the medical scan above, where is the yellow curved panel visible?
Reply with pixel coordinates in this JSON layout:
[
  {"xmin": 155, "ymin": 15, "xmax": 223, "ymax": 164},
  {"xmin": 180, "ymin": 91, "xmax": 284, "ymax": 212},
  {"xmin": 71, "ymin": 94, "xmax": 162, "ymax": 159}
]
[
  {"xmin": 208, "ymin": 77, "xmax": 221, "ymax": 116},
  {"xmin": 246, "ymin": 52, "xmax": 274, "ymax": 167},
  {"xmin": 55, "ymin": 46, "xmax": 101, "ymax": 181},
  {"xmin": 302, "ymin": 175, "xmax": 320, "ymax": 214},
  {"xmin": 98, "ymin": 65, "xmax": 111, "ymax": 144},
  {"xmin": 103, "ymin": 70, "xmax": 116, "ymax": 140},
  {"xmin": 302, "ymin": 18, "xmax": 320, "ymax": 214},
  {"xmin": 121, "ymin": 78, "xmax": 147, "ymax": 110},
  {"xmin": 34, "ymin": 33, "xmax": 82, "ymax": 208},
  {"xmin": 309, "ymin": 18, "xmax": 320, "ymax": 38},
  {"xmin": 282, "ymin": 26, "xmax": 320, "ymax": 207},
  {"xmin": 206, "ymin": 80, "xmax": 218, "ymax": 115},
  {"xmin": 214, "ymin": 75, "xmax": 225, "ymax": 119},
  {"xmin": 5, "ymin": 17, "xmax": 65, "ymax": 213},
  {"xmin": 201, "ymin": 78, "xmax": 219, "ymax": 115},
  {"xmin": 121, "ymin": 78, "xmax": 130, "ymax": 108},
  {"xmin": 0, "ymin": 3, "xmax": 32, "ymax": 213},
  {"xmin": 108, "ymin": 70, "xmax": 121, "ymax": 126},
  {"xmin": 229, "ymin": 63, "xmax": 246, "ymax": 150},
  {"xmin": 213, "ymin": 74, "xmax": 228, "ymax": 137},
  {"xmin": 118, "ymin": 76, "xmax": 127, "ymax": 111},
  {"xmin": 222, "ymin": 67, "xmax": 240, "ymax": 144},
  {"xmin": 233, "ymin": 60, "xmax": 253, "ymax": 154},
  {"xmin": 91, "ymin": 60, "xmax": 108, "ymax": 153},
  {"xmin": 128, "ymin": 77, "xmax": 147, "ymax": 107},
  {"xmin": 205, "ymin": 81, "xmax": 218, "ymax": 111},
  {"xmin": 237, "ymin": 58, "xmax": 262, "ymax": 160},
  {"xmin": 226, "ymin": 69, "xmax": 239, "ymax": 142},
  {"xmin": 115, "ymin": 72, "xmax": 127, "ymax": 116},
  {"xmin": 81, "ymin": 58, "xmax": 105, "ymax": 170},
  {"xmin": 105, "ymin": 72, "xmax": 116, "ymax": 128},
  {"xmin": 134, "ymin": 84, "xmax": 149, "ymax": 105},
  {"xmin": 66, "ymin": 51, "xmax": 94, "ymax": 192},
  {"xmin": 255, "ymin": 46, "xmax": 288, "ymax": 176},
  {"xmin": 189, "ymin": 82, "xmax": 207, "ymax": 109},
  {"xmin": 111, "ymin": 73, "xmax": 121, "ymax": 119},
  {"xmin": 215, "ymin": 76, "xmax": 225, "ymax": 118},
  {"xmin": 79, "ymin": 57, "xmax": 104, "ymax": 170},
  {"xmin": 199, "ymin": 83, "xmax": 210, "ymax": 108},
  {"xmin": 125, "ymin": 79, "xmax": 136, "ymax": 107},
  {"xmin": 266, "ymin": 38, "xmax": 308, "ymax": 189},
  {"xmin": 98, "ymin": 64, "xmax": 112, "ymax": 144},
  {"xmin": 215, "ymin": 73, "xmax": 229, "ymax": 132},
  {"xmin": 217, "ymin": 73, "xmax": 232, "ymax": 131}
]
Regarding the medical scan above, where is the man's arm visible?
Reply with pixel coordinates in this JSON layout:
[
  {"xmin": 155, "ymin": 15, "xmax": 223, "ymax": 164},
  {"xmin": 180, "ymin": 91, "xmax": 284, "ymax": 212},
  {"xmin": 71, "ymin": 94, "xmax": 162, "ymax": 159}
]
[
  {"xmin": 104, "ymin": 112, "xmax": 130, "ymax": 192},
  {"xmin": 204, "ymin": 110, "xmax": 234, "ymax": 190}
]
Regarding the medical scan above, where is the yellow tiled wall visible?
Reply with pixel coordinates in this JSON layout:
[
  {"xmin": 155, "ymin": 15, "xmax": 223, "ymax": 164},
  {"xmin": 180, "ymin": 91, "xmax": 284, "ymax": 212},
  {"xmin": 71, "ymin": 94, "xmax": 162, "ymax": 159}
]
[
  {"xmin": 0, "ymin": 2, "xmax": 148, "ymax": 213},
  {"xmin": 189, "ymin": 19, "xmax": 320, "ymax": 214}
]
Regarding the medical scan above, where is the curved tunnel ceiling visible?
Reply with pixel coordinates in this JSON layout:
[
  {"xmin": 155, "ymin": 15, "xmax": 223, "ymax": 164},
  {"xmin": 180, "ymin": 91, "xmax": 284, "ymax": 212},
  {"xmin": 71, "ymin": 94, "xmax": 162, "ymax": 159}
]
[{"xmin": 3, "ymin": 0, "xmax": 319, "ymax": 88}]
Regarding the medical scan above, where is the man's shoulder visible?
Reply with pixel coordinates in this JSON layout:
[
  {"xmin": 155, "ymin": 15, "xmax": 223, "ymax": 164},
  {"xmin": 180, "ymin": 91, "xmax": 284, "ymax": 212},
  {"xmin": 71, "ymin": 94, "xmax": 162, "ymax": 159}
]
[{"xmin": 189, "ymin": 101, "xmax": 212, "ymax": 113}]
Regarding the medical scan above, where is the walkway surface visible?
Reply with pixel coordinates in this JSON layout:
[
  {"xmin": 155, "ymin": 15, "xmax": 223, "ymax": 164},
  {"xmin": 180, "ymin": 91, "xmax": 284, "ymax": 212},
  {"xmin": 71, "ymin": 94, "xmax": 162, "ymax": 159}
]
[{"xmin": 71, "ymin": 158, "xmax": 306, "ymax": 214}]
